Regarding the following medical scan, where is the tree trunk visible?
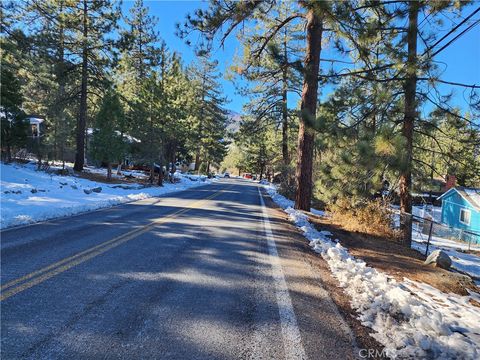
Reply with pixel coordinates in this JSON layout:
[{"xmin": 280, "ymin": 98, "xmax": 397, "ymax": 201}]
[
  {"xmin": 6, "ymin": 143, "xmax": 12, "ymax": 163},
  {"xmin": 150, "ymin": 162, "xmax": 155, "ymax": 184},
  {"xmin": 37, "ymin": 154, "xmax": 42, "ymax": 170},
  {"xmin": 399, "ymin": 1, "xmax": 419, "ymax": 246},
  {"xmin": 194, "ymin": 151, "xmax": 201, "ymax": 172},
  {"xmin": 73, "ymin": 0, "xmax": 88, "ymax": 172},
  {"xmin": 294, "ymin": 8, "xmax": 323, "ymax": 211},
  {"xmin": 281, "ymin": 31, "xmax": 289, "ymax": 166},
  {"xmin": 195, "ymin": 73, "xmax": 207, "ymax": 172},
  {"xmin": 116, "ymin": 161, "xmax": 122, "ymax": 176},
  {"xmin": 170, "ymin": 151, "xmax": 176, "ymax": 183},
  {"xmin": 107, "ymin": 162, "xmax": 112, "ymax": 180},
  {"xmin": 157, "ymin": 157, "xmax": 164, "ymax": 186},
  {"xmin": 57, "ymin": 1, "xmax": 66, "ymax": 164},
  {"xmin": 53, "ymin": 0, "xmax": 65, "ymax": 162}
]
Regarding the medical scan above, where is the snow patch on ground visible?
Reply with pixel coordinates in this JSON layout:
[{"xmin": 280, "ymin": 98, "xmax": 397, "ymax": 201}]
[
  {"xmin": 0, "ymin": 162, "xmax": 211, "ymax": 229},
  {"xmin": 263, "ymin": 183, "xmax": 480, "ymax": 359},
  {"xmin": 391, "ymin": 204, "xmax": 479, "ymax": 283},
  {"xmin": 408, "ymin": 206, "xmax": 479, "ymax": 282},
  {"xmin": 412, "ymin": 236, "xmax": 480, "ymax": 284}
]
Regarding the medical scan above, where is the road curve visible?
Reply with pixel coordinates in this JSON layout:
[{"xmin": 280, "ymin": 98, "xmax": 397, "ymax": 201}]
[{"xmin": 1, "ymin": 179, "xmax": 356, "ymax": 359}]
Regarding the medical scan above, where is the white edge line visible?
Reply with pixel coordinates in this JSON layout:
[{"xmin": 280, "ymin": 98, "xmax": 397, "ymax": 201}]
[{"xmin": 258, "ymin": 187, "xmax": 307, "ymax": 360}]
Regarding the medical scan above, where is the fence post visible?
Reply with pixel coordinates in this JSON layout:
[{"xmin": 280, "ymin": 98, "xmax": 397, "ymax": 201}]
[{"xmin": 425, "ymin": 220, "xmax": 434, "ymax": 256}]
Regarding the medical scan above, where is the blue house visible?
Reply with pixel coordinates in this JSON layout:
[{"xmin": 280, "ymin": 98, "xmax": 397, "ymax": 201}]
[{"xmin": 438, "ymin": 187, "xmax": 480, "ymax": 240}]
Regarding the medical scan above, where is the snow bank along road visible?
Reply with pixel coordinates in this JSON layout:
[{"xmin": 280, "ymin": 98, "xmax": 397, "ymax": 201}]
[{"xmin": 1, "ymin": 179, "xmax": 355, "ymax": 359}]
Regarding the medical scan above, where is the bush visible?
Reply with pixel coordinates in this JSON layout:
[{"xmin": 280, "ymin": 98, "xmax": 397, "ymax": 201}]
[
  {"xmin": 275, "ymin": 164, "xmax": 296, "ymax": 200},
  {"xmin": 327, "ymin": 197, "xmax": 399, "ymax": 240}
]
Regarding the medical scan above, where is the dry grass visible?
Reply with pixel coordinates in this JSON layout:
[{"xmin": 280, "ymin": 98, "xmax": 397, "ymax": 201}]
[{"xmin": 327, "ymin": 198, "xmax": 400, "ymax": 240}]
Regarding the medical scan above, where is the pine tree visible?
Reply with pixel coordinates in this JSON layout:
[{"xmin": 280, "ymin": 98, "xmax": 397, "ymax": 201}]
[
  {"xmin": 237, "ymin": 118, "xmax": 279, "ymax": 181},
  {"xmin": 230, "ymin": 1, "xmax": 303, "ymax": 169},
  {"xmin": 315, "ymin": 0, "xmax": 472, "ymax": 244},
  {"xmin": 188, "ymin": 54, "xmax": 229, "ymax": 173},
  {"xmin": 90, "ymin": 90, "xmax": 125, "ymax": 180},
  {"xmin": 115, "ymin": 0, "xmax": 162, "ymax": 180},
  {"xmin": 119, "ymin": 0, "xmax": 159, "ymax": 80},
  {"xmin": 72, "ymin": 0, "xmax": 119, "ymax": 171},
  {"xmin": 179, "ymin": 0, "xmax": 326, "ymax": 210},
  {"xmin": 1, "ymin": 65, "xmax": 28, "ymax": 162},
  {"xmin": 415, "ymin": 110, "xmax": 480, "ymax": 189},
  {"xmin": 21, "ymin": 0, "xmax": 78, "ymax": 166}
]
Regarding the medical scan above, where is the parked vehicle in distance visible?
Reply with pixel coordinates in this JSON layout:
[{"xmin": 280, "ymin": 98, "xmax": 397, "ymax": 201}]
[
  {"xmin": 243, "ymin": 173, "xmax": 253, "ymax": 179},
  {"xmin": 224, "ymin": 172, "xmax": 230, "ymax": 178}
]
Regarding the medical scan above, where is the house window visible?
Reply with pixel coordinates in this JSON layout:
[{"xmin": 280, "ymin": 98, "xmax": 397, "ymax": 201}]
[{"xmin": 459, "ymin": 209, "xmax": 471, "ymax": 225}]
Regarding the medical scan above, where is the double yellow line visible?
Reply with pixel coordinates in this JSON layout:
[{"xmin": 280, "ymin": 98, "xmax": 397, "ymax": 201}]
[{"xmin": 1, "ymin": 188, "xmax": 226, "ymax": 302}]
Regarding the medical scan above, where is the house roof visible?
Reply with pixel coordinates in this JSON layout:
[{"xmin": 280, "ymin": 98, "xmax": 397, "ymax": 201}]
[
  {"xmin": 438, "ymin": 186, "xmax": 480, "ymax": 212},
  {"xmin": 27, "ymin": 117, "xmax": 44, "ymax": 125}
]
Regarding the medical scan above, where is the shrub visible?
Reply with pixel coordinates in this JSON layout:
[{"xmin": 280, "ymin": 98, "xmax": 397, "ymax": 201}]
[
  {"xmin": 327, "ymin": 197, "xmax": 400, "ymax": 240},
  {"xmin": 275, "ymin": 164, "xmax": 296, "ymax": 200}
]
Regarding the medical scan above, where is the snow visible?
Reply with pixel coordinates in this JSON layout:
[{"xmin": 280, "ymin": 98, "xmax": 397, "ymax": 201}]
[
  {"xmin": 412, "ymin": 204, "xmax": 442, "ymax": 222},
  {"xmin": 83, "ymin": 165, "xmax": 149, "ymax": 180},
  {"xmin": 27, "ymin": 117, "xmax": 44, "ymax": 125},
  {"xmin": 0, "ymin": 162, "xmax": 212, "ymax": 229},
  {"xmin": 391, "ymin": 204, "xmax": 480, "ymax": 282},
  {"xmin": 412, "ymin": 233, "xmax": 480, "ymax": 284},
  {"xmin": 263, "ymin": 183, "xmax": 480, "ymax": 359},
  {"xmin": 310, "ymin": 208, "xmax": 326, "ymax": 216},
  {"xmin": 411, "ymin": 211, "xmax": 480, "ymax": 283},
  {"xmin": 464, "ymin": 188, "xmax": 480, "ymax": 209}
]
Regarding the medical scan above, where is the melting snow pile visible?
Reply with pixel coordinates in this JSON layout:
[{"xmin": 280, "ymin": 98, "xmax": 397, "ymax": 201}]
[
  {"xmin": 263, "ymin": 183, "xmax": 480, "ymax": 359},
  {"xmin": 0, "ymin": 162, "xmax": 211, "ymax": 229}
]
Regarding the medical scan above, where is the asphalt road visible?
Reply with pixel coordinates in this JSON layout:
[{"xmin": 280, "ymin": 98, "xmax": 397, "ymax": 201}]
[{"xmin": 1, "ymin": 179, "xmax": 356, "ymax": 359}]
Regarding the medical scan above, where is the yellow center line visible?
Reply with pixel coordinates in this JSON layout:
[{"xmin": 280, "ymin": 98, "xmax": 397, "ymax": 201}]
[{"xmin": 1, "ymin": 186, "xmax": 229, "ymax": 301}]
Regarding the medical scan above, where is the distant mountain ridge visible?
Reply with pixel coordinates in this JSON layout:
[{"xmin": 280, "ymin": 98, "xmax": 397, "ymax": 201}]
[{"xmin": 226, "ymin": 110, "xmax": 242, "ymax": 134}]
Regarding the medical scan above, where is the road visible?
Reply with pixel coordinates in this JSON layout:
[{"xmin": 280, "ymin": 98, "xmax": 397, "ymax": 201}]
[{"xmin": 1, "ymin": 179, "xmax": 356, "ymax": 359}]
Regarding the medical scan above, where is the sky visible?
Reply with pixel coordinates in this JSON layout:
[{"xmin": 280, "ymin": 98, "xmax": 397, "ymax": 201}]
[{"xmin": 122, "ymin": 1, "xmax": 480, "ymax": 115}]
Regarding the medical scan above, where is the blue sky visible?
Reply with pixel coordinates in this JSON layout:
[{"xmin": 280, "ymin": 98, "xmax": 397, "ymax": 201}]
[{"xmin": 123, "ymin": 1, "xmax": 480, "ymax": 114}]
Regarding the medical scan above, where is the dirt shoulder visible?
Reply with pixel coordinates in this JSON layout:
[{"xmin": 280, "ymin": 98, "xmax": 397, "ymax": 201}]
[
  {"xmin": 263, "ymin": 195, "xmax": 387, "ymax": 358},
  {"xmin": 309, "ymin": 214, "xmax": 478, "ymax": 296}
]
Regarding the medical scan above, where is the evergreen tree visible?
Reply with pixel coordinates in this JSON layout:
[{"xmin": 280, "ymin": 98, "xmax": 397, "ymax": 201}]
[
  {"xmin": 180, "ymin": 0, "xmax": 343, "ymax": 211},
  {"xmin": 119, "ymin": 0, "xmax": 159, "ymax": 80},
  {"xmin": 90, "ymin": 90, "xmax": 125, "ymax": 180},
  {"xmin": 414, "ymin": 110, "xmax": 480, "ymax": 189},
  {"xmin": 237, "ymin": 118, "xmax": 279, "ymax": 181},
  {"xmin": 230, "ymin": 0, "xmax": 303, "ymax": 169},
  {"xmin": 115, "ymin": 1, "xmax": 163, "ymax": 180},
  {"xmin": 20, "ymin": 0, "xmax": 78, "ymax": 165},
  {"xmin": 188, "ymin": 54, "xmax": 229, "ymax": 173},
  {"xmin": 1, "ymin": 65, "xmax": 28, "ymax": 162},
  {"xmin": 315, "ymin": 0, "xmax": 473, "ymax": 244},
  {"xmin": 71, "ymin": 0, "xmax": 119, "ymax": 171}
]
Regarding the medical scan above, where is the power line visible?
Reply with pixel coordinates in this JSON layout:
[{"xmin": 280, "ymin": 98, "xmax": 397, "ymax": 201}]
[
  {"xmin": 429, "ymin": 19, "xmax": 480, "ymax": 58},
  {"xmin": 421, "ymin": 6, "xmax": 480, "ymax": 57}
]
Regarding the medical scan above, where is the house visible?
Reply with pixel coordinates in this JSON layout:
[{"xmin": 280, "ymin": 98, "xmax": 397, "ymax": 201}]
[
  {"xmin": 27, "ymin": 116, "xmax": 45, "ymax": 138},
  {"xmin": 438, "ymin": 187, "xmax": 480, "ymax": 235}
]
